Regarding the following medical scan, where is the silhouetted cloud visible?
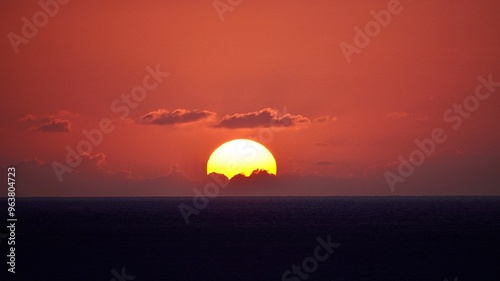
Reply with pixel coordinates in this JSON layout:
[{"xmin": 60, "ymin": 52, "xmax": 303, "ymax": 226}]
[
  {"xmin": 141, "ymin": 109, "xmax": 216, "ymax": 125},
  {"xmin": 18, "ymin": 110, "xmax": 74, "ymax": 132},
  {"xmin": 368, "ymin": 148, "xmax": 500, "ymax": 195},
  {"xmin": 0, "ymin": 153, "xmax": 197, "ymax": 197},
  {"xmin": 3, "ymin": 149, "xmax": 499, "ymax": 197},
  {"xmin": 213, "ymin": 108, "xmax": 310, "ymax": 129}
]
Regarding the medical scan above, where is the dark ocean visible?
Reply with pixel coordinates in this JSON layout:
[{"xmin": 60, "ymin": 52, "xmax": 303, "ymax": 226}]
[{"xmin": 2, "ymin": 197, "xmax": 499, "ymax": 281}]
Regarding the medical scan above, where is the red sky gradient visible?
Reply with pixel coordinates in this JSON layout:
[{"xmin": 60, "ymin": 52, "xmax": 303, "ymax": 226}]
[{"xmin": 1, "ymin": 0, "xmax": 499, "ymax": 196}]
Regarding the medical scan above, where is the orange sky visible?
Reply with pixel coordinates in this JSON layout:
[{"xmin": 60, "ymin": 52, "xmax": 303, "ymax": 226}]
[{"xmin": 1, "ymin": 0, "xmax": 499, "ymax": 196}]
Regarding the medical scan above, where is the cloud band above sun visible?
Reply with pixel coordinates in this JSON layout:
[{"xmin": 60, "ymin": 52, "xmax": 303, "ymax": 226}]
[
  {"xmin": 212, "ymin": 108, "xmax": 310, "ymax": 129},
  {"xmin": 139, "ymin": 107, "xmax": 313, "ymax": 129},
  {"xmin": 140, "ymin": 109, "xmax": 216, "ymax": 125}
]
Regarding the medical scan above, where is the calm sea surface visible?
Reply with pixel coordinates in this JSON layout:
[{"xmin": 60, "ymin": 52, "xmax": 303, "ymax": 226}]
[{"xmin": 2, "ymin": 197, "xmax": 499, "ymax": 281}]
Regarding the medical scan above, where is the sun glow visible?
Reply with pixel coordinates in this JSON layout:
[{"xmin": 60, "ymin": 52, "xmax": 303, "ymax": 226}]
[{"xmin": 207, "ymin": 139, "xmax": 277, "ymax": 179}]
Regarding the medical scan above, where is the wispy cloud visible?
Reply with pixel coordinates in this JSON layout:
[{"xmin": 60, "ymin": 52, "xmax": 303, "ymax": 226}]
[
  {"xmin": 140, "ymin": 109, "xmax": 216, "ymax": 125},
  {"xmin": 18, "ymin": 110, "xmax": 74, "ymax": 132},
  {"xmin": 213, "ymin": 108, "xmax": 310, "ymax": 129}
]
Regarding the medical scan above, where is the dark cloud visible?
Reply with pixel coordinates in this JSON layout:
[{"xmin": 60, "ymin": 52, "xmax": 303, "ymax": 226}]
[
  {"xmin": 213, "ymin": 108, "xmax": 310, "ymax": 129},
  {"xmin": 141, "ymin": 109, "xmax": 216, "ymax": 125},
  {"xmin": 204, "ymin": 171, "xmax": 378, "ymax": 196},
  {"xmin": 0, "ymin": 154, "xmax": 197, "ymax": 197},
  {"xmin": 18, "ymin": 110, "xmax": 74, "ymax": 132},
  {"xmin": 368, "ymin": 148, "xmax": 500, "ymax": 195},
  {"xmin": 2, "ymin": 148, "xmax": 499, "ymax": 197},
  {"xmin": 226, "ymin": 170, "xmax": 277, "ymax": 186}
]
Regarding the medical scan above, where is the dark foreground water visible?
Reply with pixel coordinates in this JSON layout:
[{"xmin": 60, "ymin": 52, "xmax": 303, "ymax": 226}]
[{"xmin": 1, "ymin": 197, "xmax": 499, "ymax": 281}]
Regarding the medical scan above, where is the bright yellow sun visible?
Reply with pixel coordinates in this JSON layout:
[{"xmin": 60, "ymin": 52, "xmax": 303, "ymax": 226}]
[{"xmin": 207, "ymin": 139, "xmax": 277, "ymax": 179}]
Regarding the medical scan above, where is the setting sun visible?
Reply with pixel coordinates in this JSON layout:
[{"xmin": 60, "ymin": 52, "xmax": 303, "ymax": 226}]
[{"xmin": 207, "ymin": 139, "xmax": 277, "ymax": 179}]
